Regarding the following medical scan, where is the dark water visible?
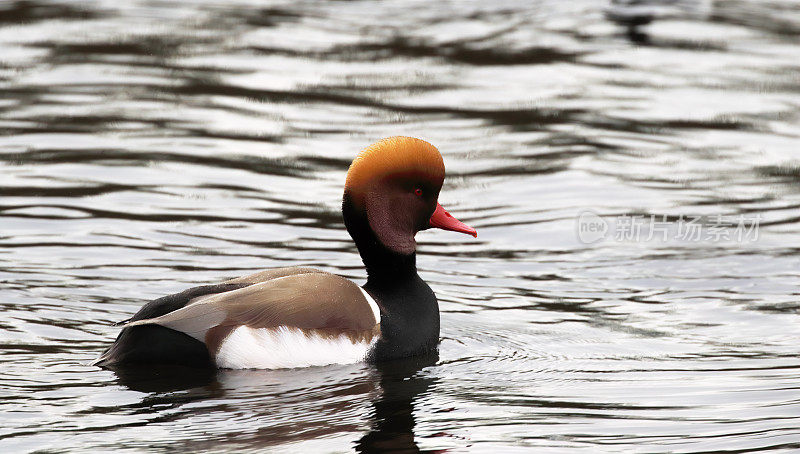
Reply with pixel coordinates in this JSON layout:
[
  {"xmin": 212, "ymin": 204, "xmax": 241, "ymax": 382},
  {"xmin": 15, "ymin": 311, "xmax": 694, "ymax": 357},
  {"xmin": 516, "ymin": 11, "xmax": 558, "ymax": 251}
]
[{"xmin": 2, "ymin": 0, "xmax": 800, "ymax": 451}]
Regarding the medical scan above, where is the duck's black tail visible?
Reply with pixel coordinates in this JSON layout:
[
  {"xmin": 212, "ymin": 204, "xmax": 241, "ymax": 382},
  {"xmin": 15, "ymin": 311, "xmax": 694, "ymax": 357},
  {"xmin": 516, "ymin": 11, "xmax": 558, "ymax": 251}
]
[
  {"xmin": 93, "ymin": 283, "xmax": 251, "ymax": 368},
  {"xmin": 92, "ymin": 324, "xmax": 213, "ymax": 367}
]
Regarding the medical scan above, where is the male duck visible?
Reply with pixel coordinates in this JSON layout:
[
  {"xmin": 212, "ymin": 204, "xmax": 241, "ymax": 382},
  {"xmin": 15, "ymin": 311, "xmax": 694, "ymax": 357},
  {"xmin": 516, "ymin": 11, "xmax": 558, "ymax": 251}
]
[{"xmin": 94, "ymin": 137, "xmax": 476, "ymax": 369}]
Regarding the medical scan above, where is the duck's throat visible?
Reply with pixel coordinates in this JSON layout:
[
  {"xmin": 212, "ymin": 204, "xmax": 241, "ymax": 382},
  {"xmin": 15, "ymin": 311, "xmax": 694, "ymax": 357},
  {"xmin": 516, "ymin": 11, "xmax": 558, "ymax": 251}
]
[
  {"xmin": 363, "ymin": 247, "xmax": 417, "ymax": 284},
  {"xmin": 352, "ymin": 223, "xmax": 418, "ymax": 283},
  {"xmin": 343, "ymin": 194, "xmax": 419, "ymax": 282}
]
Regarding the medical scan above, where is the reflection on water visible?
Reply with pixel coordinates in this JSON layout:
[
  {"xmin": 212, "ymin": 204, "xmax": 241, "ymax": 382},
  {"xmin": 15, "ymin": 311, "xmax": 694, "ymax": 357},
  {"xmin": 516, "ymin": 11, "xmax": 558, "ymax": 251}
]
[
  {"xmin": 109, "ymin": 365, "xmax": 219, "ymax": 393},
  {"xmin": 106, "ymin": 355, "xmax": 438, "ymax": 453},
  {"xmin": 1, "ymin": 0, "xmax": 800, "ymax": 451},
  {"xmin": 356, "ymin": 353, "xmax": 439, "ymax": 454}
]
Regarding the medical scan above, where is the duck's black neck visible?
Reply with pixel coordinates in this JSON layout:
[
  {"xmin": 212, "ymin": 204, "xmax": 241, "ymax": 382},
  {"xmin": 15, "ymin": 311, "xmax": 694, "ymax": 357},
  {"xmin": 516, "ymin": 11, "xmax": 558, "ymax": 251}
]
[
  {"xmin": 343, "ymin": 194, "xmax": 419, "ymax": 284},
  {"xmin": 363, "ymin": 246, "xmax": 418, "ymax": 286},
  {"xmin": 343, "ymin": 194, "xmax": 440, "ymax": 361}
]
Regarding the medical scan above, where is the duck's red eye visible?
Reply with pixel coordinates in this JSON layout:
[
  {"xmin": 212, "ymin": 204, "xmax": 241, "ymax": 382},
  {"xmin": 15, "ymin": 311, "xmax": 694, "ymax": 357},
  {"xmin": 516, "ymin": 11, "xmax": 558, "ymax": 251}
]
[{"xmin": 414, "ymin": 188, "xmax": 423, "ymax": 196}]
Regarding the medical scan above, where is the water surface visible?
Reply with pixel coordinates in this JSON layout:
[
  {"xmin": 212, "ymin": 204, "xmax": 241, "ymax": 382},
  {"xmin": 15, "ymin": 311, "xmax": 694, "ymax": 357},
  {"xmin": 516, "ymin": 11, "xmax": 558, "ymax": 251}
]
[{"xmin": 1, "ymin": 0, "xmax": 800, "ymax": 452}]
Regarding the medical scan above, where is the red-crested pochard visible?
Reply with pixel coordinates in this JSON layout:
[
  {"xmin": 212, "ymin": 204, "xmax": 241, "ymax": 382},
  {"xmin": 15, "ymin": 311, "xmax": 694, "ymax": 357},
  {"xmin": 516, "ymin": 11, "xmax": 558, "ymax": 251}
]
[{"xmin": 94, "ymin": 137, "xmax": 476, "ymax": 369}]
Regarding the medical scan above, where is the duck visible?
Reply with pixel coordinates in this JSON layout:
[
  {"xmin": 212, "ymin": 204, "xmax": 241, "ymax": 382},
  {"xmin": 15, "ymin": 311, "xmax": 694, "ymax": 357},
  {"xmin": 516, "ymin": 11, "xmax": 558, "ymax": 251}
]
[{"xmin": 93, "ymin": 136, "xmax": 477, "ymax": 369}]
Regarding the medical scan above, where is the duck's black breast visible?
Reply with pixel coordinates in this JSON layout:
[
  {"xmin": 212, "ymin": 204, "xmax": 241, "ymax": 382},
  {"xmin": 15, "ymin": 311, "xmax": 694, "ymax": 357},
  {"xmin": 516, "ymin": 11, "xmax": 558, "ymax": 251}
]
[
  {"xmin": 93, "ymin": 283, "xmax": 249, "ymax": 367},
  {"xmin": 367, "ymin": 274, "xmax": 440, "ymax": 362}
]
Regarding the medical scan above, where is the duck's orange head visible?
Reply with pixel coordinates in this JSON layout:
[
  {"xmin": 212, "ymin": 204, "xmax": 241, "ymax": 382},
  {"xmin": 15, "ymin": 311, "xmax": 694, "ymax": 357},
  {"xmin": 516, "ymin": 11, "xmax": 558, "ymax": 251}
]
[{"xmin": 343, "ymin": 136, "xmax": 476, "ymax": 255}]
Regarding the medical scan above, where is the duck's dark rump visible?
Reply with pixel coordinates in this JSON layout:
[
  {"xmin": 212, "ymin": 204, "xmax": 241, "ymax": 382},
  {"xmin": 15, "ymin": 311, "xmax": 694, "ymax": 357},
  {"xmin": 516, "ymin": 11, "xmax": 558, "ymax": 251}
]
[{"xmin": 93, "ymin": 283, "xmax": 250, "ymax": 367}]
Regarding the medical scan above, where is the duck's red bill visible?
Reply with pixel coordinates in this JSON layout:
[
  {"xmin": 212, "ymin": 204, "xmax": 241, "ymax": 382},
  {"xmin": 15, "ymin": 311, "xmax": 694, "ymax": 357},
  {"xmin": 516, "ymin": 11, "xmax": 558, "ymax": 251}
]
[{"xmin": 429, "ymin": 203, "xmax": 477, "ymax": 238}]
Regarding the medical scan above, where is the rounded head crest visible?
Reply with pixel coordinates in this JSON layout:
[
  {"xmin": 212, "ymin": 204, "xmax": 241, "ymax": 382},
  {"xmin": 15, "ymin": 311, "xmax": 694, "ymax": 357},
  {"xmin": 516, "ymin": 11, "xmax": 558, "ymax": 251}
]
[{"xmin": 344, "ymin": 136, "xmax": 445, "ymax": 197}]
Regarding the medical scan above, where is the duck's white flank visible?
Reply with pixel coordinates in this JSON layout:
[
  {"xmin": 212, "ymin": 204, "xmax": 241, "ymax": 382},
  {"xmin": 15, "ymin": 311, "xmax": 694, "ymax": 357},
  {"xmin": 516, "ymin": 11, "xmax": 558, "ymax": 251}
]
[
  {"xmin": 215, "ymin": 326, "xmax": 377, "ymax": 369},
  {"xmin": 359, "ymin": 287, "xmax": 381, "ymax": 324}
]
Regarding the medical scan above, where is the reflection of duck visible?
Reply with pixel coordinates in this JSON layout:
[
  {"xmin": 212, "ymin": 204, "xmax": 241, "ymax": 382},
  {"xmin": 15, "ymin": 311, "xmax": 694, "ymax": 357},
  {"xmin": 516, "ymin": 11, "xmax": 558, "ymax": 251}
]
[
  {"xmin": 605, "ymin": 0, "xmax": 712, "ymax": 42},
  {"xmin": 94, "ymin": 137, "xmax": 476, "ymax": 369},
  {"xmin": 109, "ymin": 363, "xmax": 382, "ymax": 449},
  {"xmin": 109, "ymin": 357, "xmax": 439, "ymax": 452},
  {"xmin": 356, "ymin": 352, "xmax": 440, "ymax": 454},
  {"xmin": 109, "ymin": 364, "xmax": 218, "ymax": 393}
]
